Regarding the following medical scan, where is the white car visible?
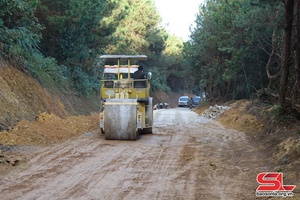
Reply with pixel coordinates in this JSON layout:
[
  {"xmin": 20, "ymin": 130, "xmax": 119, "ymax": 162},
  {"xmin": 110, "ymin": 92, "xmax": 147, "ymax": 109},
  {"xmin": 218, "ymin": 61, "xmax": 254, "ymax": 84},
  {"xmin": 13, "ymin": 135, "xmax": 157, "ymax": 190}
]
[{"xmin": 178, "ymin": 96, "xmax": 189, "ymax": 107}]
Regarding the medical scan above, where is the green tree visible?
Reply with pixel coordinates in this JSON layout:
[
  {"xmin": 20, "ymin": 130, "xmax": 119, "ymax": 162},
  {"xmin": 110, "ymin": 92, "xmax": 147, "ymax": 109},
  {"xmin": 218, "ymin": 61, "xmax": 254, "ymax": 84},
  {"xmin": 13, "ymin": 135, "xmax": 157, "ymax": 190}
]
[
  {"xmin": 37, "ymin": 0, "xmax": 115, "ymax": 68},
  {"xmin": 106, "ymin": 0, "xmax": 163, "ymax": 56},
  {"xmin": 0, "ymin": 0, "xmax": 42, "ymax": 64},
  {"xmin": 187, "ymin": 0, "xmax": 276, "ymax": 100},
  {"xmin": 35, "ymin": 0, "xmax": 117, "ymax": 94},
  {"xmin": 0, "ymin": 0, "xmax": 61, "ymax": 85}
]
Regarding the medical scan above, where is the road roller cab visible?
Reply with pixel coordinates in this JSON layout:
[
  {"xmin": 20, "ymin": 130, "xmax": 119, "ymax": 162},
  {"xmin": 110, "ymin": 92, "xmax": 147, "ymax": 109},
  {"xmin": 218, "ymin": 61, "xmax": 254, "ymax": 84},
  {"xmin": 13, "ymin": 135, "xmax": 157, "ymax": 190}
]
[{"xmin": 99, "ymin": 55, "xmax": 153, "ymax": 140}]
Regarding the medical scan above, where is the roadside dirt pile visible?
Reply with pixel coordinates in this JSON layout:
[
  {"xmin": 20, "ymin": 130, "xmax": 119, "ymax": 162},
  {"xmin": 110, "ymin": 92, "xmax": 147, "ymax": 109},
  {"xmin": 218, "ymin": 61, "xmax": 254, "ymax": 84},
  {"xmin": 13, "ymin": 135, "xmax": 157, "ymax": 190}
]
[
  {"xmin": 0, "ymin": 112, "xmax": 98, "ymax": 146},
  {"xmin": 0, "ymin": 112, "xmax": 98, "ymax": 174},
  {"xmin": 215, "ymin": 100, "xmax": 300, "ymax": 188},
  {"xmin": 217, "ymin": 100, "xmax": 263, "ymax": 133},
  {"xmin": 200, "ymin": 105, "xmax": 230, "ymax": 119}
]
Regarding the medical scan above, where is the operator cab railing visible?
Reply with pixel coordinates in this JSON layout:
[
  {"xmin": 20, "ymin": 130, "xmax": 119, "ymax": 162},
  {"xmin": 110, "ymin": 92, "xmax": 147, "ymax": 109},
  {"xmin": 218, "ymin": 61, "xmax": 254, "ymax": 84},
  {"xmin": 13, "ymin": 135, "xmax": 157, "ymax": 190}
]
[
  {"xmin": 100, "ymin": 55, "xmax": 150, "ymax": 101},
  {"xmin": 102, "ymin": 79, "xmax": 148, "ymax": 89}
]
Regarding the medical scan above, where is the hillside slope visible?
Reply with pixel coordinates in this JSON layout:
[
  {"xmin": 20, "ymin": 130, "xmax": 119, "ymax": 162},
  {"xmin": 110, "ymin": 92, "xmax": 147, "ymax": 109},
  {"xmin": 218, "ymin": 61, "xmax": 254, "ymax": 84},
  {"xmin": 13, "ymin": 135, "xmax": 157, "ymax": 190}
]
[{"xmin": 0, "ymin": 66, "xmax": 98, "ymax": 131}]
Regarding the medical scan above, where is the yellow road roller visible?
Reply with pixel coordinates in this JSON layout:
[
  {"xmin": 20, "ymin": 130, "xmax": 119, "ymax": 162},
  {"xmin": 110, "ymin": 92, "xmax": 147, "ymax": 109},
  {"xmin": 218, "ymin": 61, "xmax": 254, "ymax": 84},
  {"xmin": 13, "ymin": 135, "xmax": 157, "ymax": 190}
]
[{"xmin": 99, "ymin": 55, "xmax": 153, "ymax": 140}]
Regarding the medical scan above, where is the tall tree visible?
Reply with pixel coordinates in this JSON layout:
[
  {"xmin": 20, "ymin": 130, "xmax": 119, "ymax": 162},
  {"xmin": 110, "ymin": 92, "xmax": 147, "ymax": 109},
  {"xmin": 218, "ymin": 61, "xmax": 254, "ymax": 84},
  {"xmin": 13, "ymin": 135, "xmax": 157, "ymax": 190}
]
[
  {"xmin": 279, "ymin": 0, "xmax": 294, "ymax": 108},
  {"xmin": 34, "ymin": 0, "xmax": 117, "ymax": 94},
  {"xmin": 187, "ymin": 0, "xmax": 283, "ymax": 101},
  {"xmin": 106, "ymin": 0, "xmax": 163, "ymax": 56},
  {"xmin": 36, "ymin": 0, "xmax": 115, "ymax": 70},
  {"xmin": 295, "ymin": 0, "xmax": 300, "ymax": 103}
]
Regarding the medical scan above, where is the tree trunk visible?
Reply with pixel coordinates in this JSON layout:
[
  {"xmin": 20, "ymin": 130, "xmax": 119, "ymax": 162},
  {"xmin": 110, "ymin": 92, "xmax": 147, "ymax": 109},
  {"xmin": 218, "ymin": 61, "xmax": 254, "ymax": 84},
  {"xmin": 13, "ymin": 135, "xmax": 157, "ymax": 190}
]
[
  {"xmin": 279, "ymin": 0, "xmax": 294, "ymax": 109},
  {"xmin": 295, "ymin": 0, "xmax": 300, "ymax": 103}
]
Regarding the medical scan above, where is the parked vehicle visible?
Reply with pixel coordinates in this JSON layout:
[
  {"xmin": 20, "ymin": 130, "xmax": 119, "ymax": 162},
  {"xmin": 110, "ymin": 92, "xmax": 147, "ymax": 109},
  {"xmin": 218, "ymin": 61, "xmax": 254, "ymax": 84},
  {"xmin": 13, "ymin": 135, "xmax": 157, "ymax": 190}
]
[
  {"xmin": 178, "ymin": 96, "xmax": 189, "ymax": 107},
  {"xmin": 192, "ymin": 96, "xmax": 201, "ymax": 107}
]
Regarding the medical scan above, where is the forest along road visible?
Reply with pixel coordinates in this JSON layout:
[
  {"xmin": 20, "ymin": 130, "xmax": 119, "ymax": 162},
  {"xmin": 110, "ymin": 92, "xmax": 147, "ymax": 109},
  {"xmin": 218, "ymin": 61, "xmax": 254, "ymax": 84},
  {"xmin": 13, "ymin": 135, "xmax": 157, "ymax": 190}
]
[{"xmin": 0, "ymin": 108, "xmax": 274, "ymax": 200}]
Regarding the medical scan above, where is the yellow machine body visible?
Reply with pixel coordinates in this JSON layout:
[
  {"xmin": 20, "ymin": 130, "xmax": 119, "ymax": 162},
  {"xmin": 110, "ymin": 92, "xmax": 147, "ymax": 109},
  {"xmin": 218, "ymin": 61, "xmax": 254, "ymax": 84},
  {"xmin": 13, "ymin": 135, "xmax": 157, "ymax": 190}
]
[{"xmin": 99, "ymin": 55, "xmax": 153, "ymax": 140}]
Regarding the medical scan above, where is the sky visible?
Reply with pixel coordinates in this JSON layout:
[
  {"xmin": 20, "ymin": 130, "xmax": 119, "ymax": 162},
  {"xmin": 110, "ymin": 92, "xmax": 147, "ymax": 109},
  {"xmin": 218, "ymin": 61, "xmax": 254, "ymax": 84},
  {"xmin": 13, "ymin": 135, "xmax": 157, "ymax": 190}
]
[{"xmin": 154, "ymin": 0, "xmax": 205, "ymax": 41}]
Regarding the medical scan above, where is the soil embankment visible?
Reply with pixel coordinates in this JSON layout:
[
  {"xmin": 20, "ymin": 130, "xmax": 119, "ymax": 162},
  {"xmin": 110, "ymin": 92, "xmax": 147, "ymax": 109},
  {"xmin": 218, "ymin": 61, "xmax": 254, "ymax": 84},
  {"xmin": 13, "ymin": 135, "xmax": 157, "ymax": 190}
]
[{"xmin": 0, "ymin": 66, "xmax": 98, "ymax": 131}]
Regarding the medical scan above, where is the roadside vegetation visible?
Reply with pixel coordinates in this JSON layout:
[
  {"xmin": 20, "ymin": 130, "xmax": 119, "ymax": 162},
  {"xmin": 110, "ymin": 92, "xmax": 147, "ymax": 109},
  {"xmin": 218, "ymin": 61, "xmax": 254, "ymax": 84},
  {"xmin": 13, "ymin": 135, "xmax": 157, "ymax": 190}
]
[{"xmin": 1, "ymin": 0, "xmax": 300, "ymax": 115}]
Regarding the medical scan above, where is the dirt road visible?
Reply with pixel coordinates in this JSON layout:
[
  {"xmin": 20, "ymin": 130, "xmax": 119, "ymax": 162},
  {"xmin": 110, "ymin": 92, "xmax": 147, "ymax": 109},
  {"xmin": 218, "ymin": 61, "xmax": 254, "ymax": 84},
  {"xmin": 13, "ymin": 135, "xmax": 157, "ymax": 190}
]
[{"xmin": 0, "ymin": 108, "xmax": 286, "ymax": 199}]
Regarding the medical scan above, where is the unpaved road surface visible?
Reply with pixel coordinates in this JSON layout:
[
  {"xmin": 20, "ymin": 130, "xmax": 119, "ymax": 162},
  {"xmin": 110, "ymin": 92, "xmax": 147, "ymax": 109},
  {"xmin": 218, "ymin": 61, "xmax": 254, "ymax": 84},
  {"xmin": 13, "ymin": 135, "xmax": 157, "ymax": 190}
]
[{"xmin": 0, "ymin": 108, "xmax": 281, "ymax": 199}]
